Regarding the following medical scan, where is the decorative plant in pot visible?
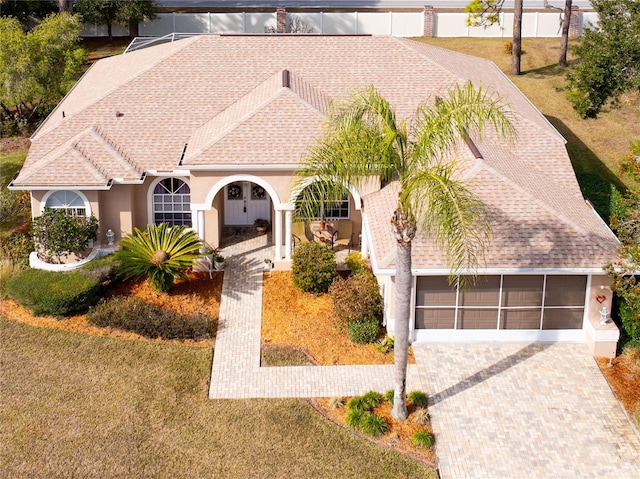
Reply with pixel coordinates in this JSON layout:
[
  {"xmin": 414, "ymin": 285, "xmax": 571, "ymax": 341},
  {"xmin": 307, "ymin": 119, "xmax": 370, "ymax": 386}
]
[
  {"xmin": 213, "ymin": 252, "xmax": 225, "ymax": 270},
  {"xmin": 264, "ymin": 258, "xmax": 274, "ymax": 275},
  {"xmin": 254, "ymin": 218, "xmax": 269, "ymax": 235}
]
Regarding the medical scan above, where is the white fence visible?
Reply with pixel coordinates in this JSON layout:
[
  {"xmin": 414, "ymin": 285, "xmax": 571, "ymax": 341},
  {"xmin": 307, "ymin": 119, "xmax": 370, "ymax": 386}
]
[{"xmin": 81, "ymin": 11, "xmax": 599, "ymax": 38}]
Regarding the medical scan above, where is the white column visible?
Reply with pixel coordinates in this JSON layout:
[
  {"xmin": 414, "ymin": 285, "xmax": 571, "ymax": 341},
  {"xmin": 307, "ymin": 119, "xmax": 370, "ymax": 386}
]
[
  {"xmin": 360, "ymin": 220, "xmax": 368, "ymax": 258},
  {"xmin": 197, "ymin": 210, "xmax": 206, "ymax": 252},
  {"xmin": 285, "ymin": 210, "xmax": 293, "ymax": 260},
  {"xmin": 274, "ymin": 209, "xmax": 283, "ymax": 260}
]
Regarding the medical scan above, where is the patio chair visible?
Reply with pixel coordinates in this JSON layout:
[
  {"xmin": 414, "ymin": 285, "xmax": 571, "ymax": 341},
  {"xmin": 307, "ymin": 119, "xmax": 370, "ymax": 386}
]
[
  {"xmin": 331, "ymin": 220, "xmax": 353, "ymax": 252},
  {"xmin": 292, "ymin": 221, "xmax": 310, "ymax": 248}
]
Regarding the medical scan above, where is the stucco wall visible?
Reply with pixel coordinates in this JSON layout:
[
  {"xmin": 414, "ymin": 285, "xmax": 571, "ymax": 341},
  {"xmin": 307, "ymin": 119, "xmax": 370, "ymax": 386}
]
[{"xmin": 98, "ymin": 185, "xmax": 135, "ymax": 243}]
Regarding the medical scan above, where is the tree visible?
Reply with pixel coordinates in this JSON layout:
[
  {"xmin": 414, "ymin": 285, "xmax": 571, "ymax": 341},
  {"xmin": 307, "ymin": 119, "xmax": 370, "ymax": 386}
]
[
  {"xmin": 465, "ymin": 0, "xmax": 523, "ymax": 75},
  {"xmin": 74, "ymin": 0, "xmax": 158, "ymax": 40},
  {"xmin": 558, "ymin": 0, "xmax": 573, "ymax": 67},
  {"xmin": 0, "ymin": 0, "xmax": 57, "ymax": 26},
  {"xmin": 116, "ymin": 223, "xmax": 202, "ymax": 293},
  {"xmin": 31, "ymin": 208, "xmax": 99, "ymax": 263},
  {"xmin": 566, "ymin": 0, "xmax": 640, "ymax": 118},
  {"xmin": 0, "ymin": 13, "xmax": 85, "ymax": 132},
  {"xmin": 294, "ymin": 82, "xmax": 514, "ymax": 420}
]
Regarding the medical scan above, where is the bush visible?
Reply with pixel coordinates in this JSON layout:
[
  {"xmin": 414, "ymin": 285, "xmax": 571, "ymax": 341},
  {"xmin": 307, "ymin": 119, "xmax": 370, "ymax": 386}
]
[
  {"xmin": 413, "ymin": 408, "xmax": 430, "ymax": 425},
  {"xmin": 348, "ymin": 316, "xmax": 380, "ymax": 344},
  {"xmin": 81, "ymin": 254, "xmax": 120, "ymax": 284},
  {"xmin": 618, "ymin": 298, "xmax": 640, "ymax": 342},
  {"xmin": 359, "ymin": 412, "xmax": 388, "ymax": 437},
  {"xmin": 31, "ymin": 208, "xmax": 98, "ymax": 262},
  {"xmin": 346, "ymin": 396, "xmax": 368, "ymax": 413},
  {"xmin": 361, "ymin": 390, "xmax": 383, "ymax": 409},
  {"xmin": 411, "ymin": 430, "xmax": 434, "ymax": 448},
  {"xmin": 376, "ymin": 335, "xmax": 394, "ymax": 354},
  {"xmin": 345, "ymin": 408, "xmax": 365, "ymax": 429},
  {"xmin": 384, "ymin": 389, "xmax": 394, "ymax": 405},
  {"xmin": 291, "ymin": 241, "xmax": 337, "ymax": 294},
  {"xmin": 329, "ymin": 273, "xmax": 382, "ymax": 325},
  {"xmin": 407, "ymin": 390, "xmax": 429, "ymax": 409},
  {"xmin": 328, "ymin": 397, "xmax": 344, "ymax": 409},
  {"xmin": 87, "ymin": 296, "xmax": 212, "ymax": 341},
  {"xmin": 0, "ymin": 233, "xmax": 34, "ymax": 267},
  {"xmin": 6, "ymin": 268, "xmax": 100, "ymax": 316},
  {"xmin": 345, "ymin": 252, "xmax": 368, "ymax": 275}
]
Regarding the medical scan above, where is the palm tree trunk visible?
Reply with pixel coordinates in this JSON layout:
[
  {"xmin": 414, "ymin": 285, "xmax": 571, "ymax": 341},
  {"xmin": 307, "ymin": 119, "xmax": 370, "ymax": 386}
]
[
  {"xmin": 511, "ymin": 0, "xmax": 523, "ymax": 75},
  {"xmin": 558, "ymin": 0, "xmax": 572, "ymax": 67},
  {"xmin": 391, "ymin": 239, "xmax": 412, "ymax": 420}
]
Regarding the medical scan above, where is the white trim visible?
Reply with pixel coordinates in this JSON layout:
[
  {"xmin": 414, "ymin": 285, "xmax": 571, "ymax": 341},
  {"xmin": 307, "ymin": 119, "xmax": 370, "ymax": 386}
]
[
  {"xmin": 186, "ymin": 164, "xmax": 295, "ymax": 171},
  {"xmin": 201, "ymin": 174, "xmax": 282, "ymax": 211},
  {"xmin": 146, "ymin": 169, "xmax": 190, "ymax": 176},
  {"xmin": 288, "ymin": 176, "xmax": 362, "ymax": 212},
  {"xmin": 40, "ymin": 190, "xmax": 92, "ymax": 216},
  {"xmin": 147, "ymin": 176, "xmax": 191, "ymax": 225},
  {"xmin": 413, "ymin": 328, "xmax": 586, "ymax": 343},
  {"xmin": 10, "ymin": 184, "xmax": 111, "ymax": 191}
]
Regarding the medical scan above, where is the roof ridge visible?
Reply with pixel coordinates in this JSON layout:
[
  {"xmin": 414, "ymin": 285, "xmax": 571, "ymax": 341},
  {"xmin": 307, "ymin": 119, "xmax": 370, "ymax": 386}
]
[
  {"xmin": 91, "ymin": 125, "xmax": 144, "ymax": 175},
  {"xmin": 184, "ymin": 69, "xmax": 330, "ymax": 162},
  {"xmin": 71, "ymin": 143, "xmax": 111, "ymax": 181}
]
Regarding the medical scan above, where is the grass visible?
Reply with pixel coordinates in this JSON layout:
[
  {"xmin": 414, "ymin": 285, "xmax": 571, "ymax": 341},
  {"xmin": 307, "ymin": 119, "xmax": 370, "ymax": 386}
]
[
  {"xmin": 261, "ymin": 345, "xmax": 314, "ymax": 366},
  {"xmin": 418, "ymin": 37, "xmax": 637, "ymax": 219},
  {"xmin": 0, "ymin": 317, "xmax": 437, "ymax": 478}
]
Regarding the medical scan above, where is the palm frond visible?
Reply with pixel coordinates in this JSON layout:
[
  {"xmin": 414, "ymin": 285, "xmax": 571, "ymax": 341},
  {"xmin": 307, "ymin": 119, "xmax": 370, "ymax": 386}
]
[
  {"xmin": 403, "ymin": 165, "xmax": 490, "ymax": 285},
  {"xmin": 413, "ymin": 81, "xmax": 515, "ymax": 167}
]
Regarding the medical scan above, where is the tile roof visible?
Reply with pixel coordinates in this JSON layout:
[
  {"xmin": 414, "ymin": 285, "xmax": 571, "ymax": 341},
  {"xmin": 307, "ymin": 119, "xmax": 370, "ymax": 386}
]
[{"xmin": 11, "ymin": 34, "xmax": 616, "ymax": 269}]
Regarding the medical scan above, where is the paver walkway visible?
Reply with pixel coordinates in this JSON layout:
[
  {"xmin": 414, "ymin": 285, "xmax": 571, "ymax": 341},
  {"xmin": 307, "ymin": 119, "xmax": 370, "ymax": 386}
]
[{"xmin": 209, "ymin": 237, "xmax": 640, "ymax": 478}]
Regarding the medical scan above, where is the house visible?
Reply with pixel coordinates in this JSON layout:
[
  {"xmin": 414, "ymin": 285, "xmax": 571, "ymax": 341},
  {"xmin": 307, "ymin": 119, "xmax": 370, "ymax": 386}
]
[{"xmin": 10, "ymin": 34, "xmax": 620, "ymax": 356}]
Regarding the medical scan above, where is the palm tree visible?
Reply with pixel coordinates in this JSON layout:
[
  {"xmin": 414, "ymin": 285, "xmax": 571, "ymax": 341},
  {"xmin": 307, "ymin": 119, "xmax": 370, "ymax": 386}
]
[
  {"xmin": 294, "ymin": 81, "xmax": 514, "ymax": 420},
  {"xmin": 116, "ymin": 222, "xmax": 202, "ymax": 293}
]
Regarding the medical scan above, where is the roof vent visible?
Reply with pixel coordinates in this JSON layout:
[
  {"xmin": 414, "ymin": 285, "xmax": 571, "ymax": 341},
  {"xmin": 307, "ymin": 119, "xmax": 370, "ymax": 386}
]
[
  {"xmin": 115, "ymin": 111, "xmax": 124, "ymax": 118},
  {"xmin": 282, "ymin": 69, "xmax": 290, "ymax": 89}
]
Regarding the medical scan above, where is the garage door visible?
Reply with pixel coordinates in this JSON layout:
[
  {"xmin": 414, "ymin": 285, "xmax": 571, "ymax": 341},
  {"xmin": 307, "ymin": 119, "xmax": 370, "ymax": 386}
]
[{"xmin": 415, "ymin": 275, "xmax": 587, "ymax": 331}]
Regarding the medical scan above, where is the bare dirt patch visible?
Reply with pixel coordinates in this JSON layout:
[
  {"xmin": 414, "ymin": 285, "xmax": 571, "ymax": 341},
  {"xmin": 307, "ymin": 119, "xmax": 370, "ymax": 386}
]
[
  {"xmin": 0, "ymin": 137, "xmax": 29, "ymax": 153},
  {"xmin": 262, "ymin": 271, "xmax": 414, "ymax": 365},
  {"xmin": 0, "ymin": 271, "xmax": 222, "ymax": 347}
]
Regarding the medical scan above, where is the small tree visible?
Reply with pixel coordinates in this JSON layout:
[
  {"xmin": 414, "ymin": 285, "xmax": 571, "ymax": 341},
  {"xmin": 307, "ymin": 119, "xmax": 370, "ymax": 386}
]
[
  {"xmin": 0, "ymin": 13, "xmax": 85, "ymax": 132},
  {"xmin": 116, "ymin": 223, "xmax": 202, "ymax": 293},
  {"xmin": 31, "ymin": 208, "xmax": 99, "ymax": 263},
  {"xmin": 74, "ymin": 0, "xmax": 159, "ymax": 40}
]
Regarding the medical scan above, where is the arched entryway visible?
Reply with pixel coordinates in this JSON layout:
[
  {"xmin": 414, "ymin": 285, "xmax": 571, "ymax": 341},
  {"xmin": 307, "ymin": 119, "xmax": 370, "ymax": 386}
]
[{"xmin": 223, "ymin": 181, "xmax": 271, "ymax": 226}]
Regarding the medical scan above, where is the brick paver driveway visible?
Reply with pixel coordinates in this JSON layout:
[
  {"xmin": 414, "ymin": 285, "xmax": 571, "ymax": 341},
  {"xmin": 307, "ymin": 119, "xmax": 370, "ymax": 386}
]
[{"xmin": 413, "ymin": 343, "xmax": 640, "ymax": 479}]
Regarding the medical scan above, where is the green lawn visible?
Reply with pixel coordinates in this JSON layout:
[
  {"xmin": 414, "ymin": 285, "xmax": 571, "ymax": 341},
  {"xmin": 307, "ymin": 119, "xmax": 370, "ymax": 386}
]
[{"xmin": 0, "ymin": 318, "xmax": 436, "ymax": 478}]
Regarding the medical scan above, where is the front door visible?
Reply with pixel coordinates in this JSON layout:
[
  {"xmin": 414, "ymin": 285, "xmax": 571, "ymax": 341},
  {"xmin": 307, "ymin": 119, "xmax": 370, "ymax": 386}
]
[{"xmin": 224, "ymin": 181, "xmax": 270, "ymax": 225}]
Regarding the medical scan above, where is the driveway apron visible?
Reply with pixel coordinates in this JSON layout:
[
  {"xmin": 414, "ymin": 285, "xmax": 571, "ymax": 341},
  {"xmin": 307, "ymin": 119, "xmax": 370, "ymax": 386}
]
[{"xmin": 209, "ymin": 237, "xmax": 640, "ymax": 478}]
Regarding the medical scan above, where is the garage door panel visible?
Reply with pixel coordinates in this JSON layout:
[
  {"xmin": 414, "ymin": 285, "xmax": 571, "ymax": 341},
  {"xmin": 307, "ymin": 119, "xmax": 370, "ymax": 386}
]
[
  {"xmin": 416, "ymin": 277, "xmax": 456, "ymax": 306},
  {"xmin": 415, "ymin": 308, "xmax": 455, "ymax": 329},
  {"xmin": 458, "ymin": 308, "xmax": 499, "ymax": 329},
  {"xmin": 542, "ymin": 308, "xmax": 584, "ymax": 330},
  {"xmin": 459, "ymin": 275, "xmax": 500, "ymax": 306},
  {"xmin": 502, "ymin": 275, "xmax": 543, "ymax": 307},
  {"xmin": 500, "ymin": 309, "xmax": 541, "ymax": 329}
]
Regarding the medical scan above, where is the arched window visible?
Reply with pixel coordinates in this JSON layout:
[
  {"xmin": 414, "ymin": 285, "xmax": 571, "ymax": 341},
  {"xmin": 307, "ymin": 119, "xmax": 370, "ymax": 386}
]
[
  {"xmin": 44, "ymin": 190, "xmax": 89, "ymax": 216},
  {"xmin": 152, "ymin": 178, "xmax": 192, "ymax": 227}
]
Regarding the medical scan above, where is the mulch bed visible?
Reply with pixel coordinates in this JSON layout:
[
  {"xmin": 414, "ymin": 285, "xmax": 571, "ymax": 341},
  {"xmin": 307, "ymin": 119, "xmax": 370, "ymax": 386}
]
[
  {"xmin": 261, "ymin": 271, "xmax": 415, "ymax": 366},
  {"xmin": 0, "ymin": 271, "xmax": 222, "ymax": 347},
  {"xmin": 597, "ymin": 354, "xmax": 640, "ymax": 421}
]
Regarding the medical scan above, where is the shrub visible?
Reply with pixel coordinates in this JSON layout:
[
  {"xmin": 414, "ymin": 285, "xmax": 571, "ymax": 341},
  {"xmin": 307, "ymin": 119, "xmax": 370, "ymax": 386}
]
[
  {"xmin": 6, "ymin": 268, "xmax": 100, "ymax": 316},
  {"xmin": 618, "ymin": 298, "xmax": 640, "ymax": 342},
  {"xmin": 0, "ymin": 233, "xmax": 34, "ymax": 267},
  {"xmin": 345, "ymin": 408, "xmax": 365, "ymax": 429},
  {"xmin": 291, "ymin": 241, "xmax": 337, "ymax": 294},
  {"xmin": 31, "ymin": 208, "xmax": 98, "ymax": 262},
  {"xmin": 345, "ymin": 252, "xmax": 368, "ymax": 275},
  {"xmin": 376, "ymin": 335, "xmax": 394, "ymax": 354},
  {"xmin": 348, "ymin": 316, "xmax": 380, "ymax": 344},
  {"xmin": 329, "ymin": 273, "xmax": 382, "ymax": 325},
  {"xmin": 328, "ymin": 397, "xmax": 345, "ymax": 409},
  {"xmin": 346, "ymin": 396, "xmax": 368, "ymax": 413},
  {"xmin": 116, "ymin": 223, "xmax": 202, "ymax": 293},
  {"xmin": 384, "ymin": 389, "xmax": 394, "ymax": 405},
  {"xmin": 87, "ymin": 296, "xmax": 212, "ymax": 340},
  {"xmin": 408, "ymin": 390, "xmax": 429, "ymax": 409},
  {"xmin": 413, "ymin": 408, "xmax": 430, "ymax": 425},
  {"xmin": 361, "ymin": 390, "xmax": 383, "ymax": 409},
  {"xmin": 411, "ymin": 430, "xmax": 435, "ymax": 448},
  {"xmin": 359, "ymin": 412, "xmax": 388, "ymax": 437},
  {"xmin": 81, "ymin": 254, "xmax": 120, "ymax": 284}
]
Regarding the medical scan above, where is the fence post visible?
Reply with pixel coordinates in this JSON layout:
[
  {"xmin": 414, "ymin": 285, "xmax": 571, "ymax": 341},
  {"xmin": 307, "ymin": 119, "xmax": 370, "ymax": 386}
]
[
  {"xmin": 569, "ymin": 6, "xmax": 580, "ymax": 38},
  {"xmin": 277, "ymin": 7, "xmax": 286, "ymax": 33},
  {"xmin": 423, "ymin": 6, "xmax": 435, "ymax": 38}
]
